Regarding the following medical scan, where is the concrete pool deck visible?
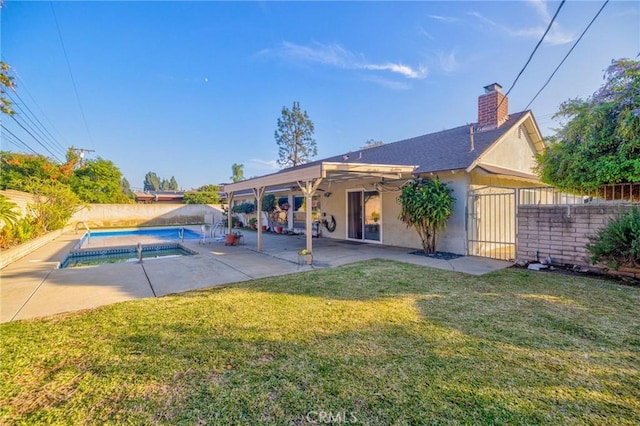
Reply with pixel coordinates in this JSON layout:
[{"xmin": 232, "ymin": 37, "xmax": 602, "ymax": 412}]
[{"xmin": 1, "ymin": 227, "xmax": 511, "ymax": 323}]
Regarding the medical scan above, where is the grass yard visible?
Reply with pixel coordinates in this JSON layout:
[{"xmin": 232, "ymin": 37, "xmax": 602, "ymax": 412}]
[{"xmin": 1, "ymin": 260, "xmax": 639, "ymax": 425}]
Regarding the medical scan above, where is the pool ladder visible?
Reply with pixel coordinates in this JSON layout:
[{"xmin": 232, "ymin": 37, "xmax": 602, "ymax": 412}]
[{"xmin": 75, "ymin": 221, "xmax": 91, "ymax": 243}]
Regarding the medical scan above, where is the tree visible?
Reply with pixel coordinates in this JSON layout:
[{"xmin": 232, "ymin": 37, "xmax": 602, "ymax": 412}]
[
  {"xmin": 121, "ymin": 177, "xmax": 134, "ymax": 199},
  {"xmin": 1, "ymin": 61, "xmax": 15, "ymax": 115},
  {"xmin": 70, "ymin": 157, "xmax": 131, "ymax": 203},
  {"xmin": 397, "ymin": 177, "xmax": 456, "ymax": 255},
  {"xmin": 0, "ymin": 152, "xmax": 66, "ymax": 190},
  {"xmin": 361, "ymin": 139, "xmax": 384, "ymax": 149},
  {"xmin": 143, "ymin": 171, "xmax": 161, "ymax": 191},
  {"xmin": 169, "ymin": 176, "xmax": 179, "ymax": 190},
  {"xmin": 199, "ymin": 184, "xmax": 220, "ymax": 192},
  {"xmin": 536, "ymin": 58, "xmax": 640, "ymax": 191},
  {"xmin": 183, "ymin": 191, "xmax": 219, "ymax": 204},
  {"xmin": 230, "ymin": 163, "xmax": 244, "ymax": 183},
  {"xmin": 275, "ymin": 101, "xmax": 317, "ymax": 168}
]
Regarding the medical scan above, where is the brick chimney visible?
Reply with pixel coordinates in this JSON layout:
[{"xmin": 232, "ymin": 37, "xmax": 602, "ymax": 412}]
[{"xmin": 477, "ymin": 83, "xmax": 508, "ymax": 131}]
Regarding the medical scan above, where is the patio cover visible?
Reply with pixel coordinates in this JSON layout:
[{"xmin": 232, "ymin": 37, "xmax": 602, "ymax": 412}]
[{"xmin": 222, "ymin": 161, "xmax": 417, "ymax": 263}]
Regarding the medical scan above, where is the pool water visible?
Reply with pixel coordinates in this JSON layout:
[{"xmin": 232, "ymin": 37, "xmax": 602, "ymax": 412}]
[
  {"xmin": 79, "ymin": 227, "xmax": 201, "ymax": 249},
  {"xmin": 60, "ymin": 243, "xmax": 197, "ymax": 268}
]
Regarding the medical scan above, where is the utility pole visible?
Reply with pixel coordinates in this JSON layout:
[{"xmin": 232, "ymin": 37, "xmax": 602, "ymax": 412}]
[{"xmin": 70, "ymin": 146, "xmax": 95, "ymax": 167}]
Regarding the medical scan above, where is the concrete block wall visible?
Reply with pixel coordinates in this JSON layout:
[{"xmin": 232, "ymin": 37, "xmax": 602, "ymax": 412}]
[{"xmin": 517, "ymin": 204, "xmax": 635, "ymax": 266}]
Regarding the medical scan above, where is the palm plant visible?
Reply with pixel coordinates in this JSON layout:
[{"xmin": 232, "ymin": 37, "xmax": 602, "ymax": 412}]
[{"xmin": 0, "ymin": 195, "xmax": 20, "ymax": 229}]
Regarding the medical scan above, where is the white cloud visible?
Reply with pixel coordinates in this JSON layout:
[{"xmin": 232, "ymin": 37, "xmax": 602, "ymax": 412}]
[
  {"xmin": 361, "ymin": 62, "xmax": 427, "ymax": 79},
  {"xmin": 469, "ymin": 1, "xmax": 574, "ymax": 46},
  {"xmin": 428, "ymin": 15, "xmax": 458, "ymax": 23},
  {"xmin": 262, "ymin": 41, "xmax": 427, "ymax": 82},
  {"xmin": 437, "ymin": 50, "xmax": 460, "ymax": 73}
]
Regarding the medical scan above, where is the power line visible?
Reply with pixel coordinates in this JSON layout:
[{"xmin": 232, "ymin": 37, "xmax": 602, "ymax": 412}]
[
  {"xmin": 7, "ymin": 91, "xmax": 67, "ymax": 154},
  {"xmin": 525, "ymin": 0, "xmax": 610, "ymax": 111},
  {"xmin": 7, "ymin": 114, "xmax": 64, "ymax": 162},
  {"xmin": 49, "ymin": 2, "xmax": 94, "ymax": 149},
  {"xmin": 497, "ymin": 0, "xmax": 567, "ymax": 112},
  {"xmin": 6, "ymin": 94, "xmax": 67, "ymax": 157},
  {"xmin": 1, "ymin": 124, "xmax": 39, "ymax": 154},
  {"xmin": 9, "ymin": 67, "xmax": 70, "ymax": 149}
]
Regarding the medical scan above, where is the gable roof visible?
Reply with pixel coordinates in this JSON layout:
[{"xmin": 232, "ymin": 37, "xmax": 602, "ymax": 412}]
[
  {"xmin": 303, "ymin": 110, "xmax": 530, "ymax": 174},
  {"xmin": 224, "ymin": 110, "xmax": 540, "ymax": 194}
]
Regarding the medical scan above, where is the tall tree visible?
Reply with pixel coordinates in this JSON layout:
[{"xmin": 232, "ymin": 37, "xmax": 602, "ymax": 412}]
[
  {"xmin": 121, "ymin": 177, "xmax": 134, "ymax": 199},
  {"xmin": 143, "ymin": 171, "xmax": 161, "ymax": 191},
  {"xmin": 169, "ymin": 176, "xmax": 179, "ymax": 190},
  {"xmin": 536, "ymin": 58, "xmax": 640, "ymax": 190},
  {"xmin": 230, "ymin": 163, "xmax": 244, "ymax": 183},
  {"xmin": 275, "ymin": 101, "xmax": 317, "ymax": 168}
]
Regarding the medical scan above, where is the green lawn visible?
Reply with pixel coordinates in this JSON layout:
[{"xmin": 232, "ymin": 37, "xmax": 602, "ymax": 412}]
[{"xmin": 1, "ymin": 260, "xmax": 639, "ymax": 425}]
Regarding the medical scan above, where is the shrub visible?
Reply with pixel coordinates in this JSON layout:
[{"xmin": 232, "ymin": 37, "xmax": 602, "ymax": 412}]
[
  {"xmin": 183, "ymin": 191, "xmax": 220, "ymax": 204},
  {"xmin": 27, "ymin": 179, "xmax": 82, "ymax": 232},
  {"xmin": 586, "ymin": 207, "xmax": 640, "ymax": 269},
  {"xmin": 232, "ymin": 202, "xmax": 256, "ymax": 214},
  {"xmin": 397, "ymin": 177, "xmax": 455, "ymax": 254}
]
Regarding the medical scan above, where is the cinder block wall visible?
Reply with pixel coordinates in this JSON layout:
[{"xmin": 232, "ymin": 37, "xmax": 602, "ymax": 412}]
[{"xmin": 517, "ymin": 204, "xmax": 635, "ymax": 266}]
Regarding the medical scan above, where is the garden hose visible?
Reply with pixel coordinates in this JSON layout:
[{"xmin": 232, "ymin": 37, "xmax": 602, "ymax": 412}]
[{"xmin": 322, "ymin": 215, "xmax": 337, "ymax": 233}]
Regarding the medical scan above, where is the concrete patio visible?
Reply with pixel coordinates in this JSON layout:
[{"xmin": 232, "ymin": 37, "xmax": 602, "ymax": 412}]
[{"xmin": 1, "ymin": 228, "xmax": 511, "ymax": 323}]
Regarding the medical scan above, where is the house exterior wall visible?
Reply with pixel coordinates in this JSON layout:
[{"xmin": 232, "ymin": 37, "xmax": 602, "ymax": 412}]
[
  {"xmin": 478, "ymin": 124, "xmax": 538, "ymax": 175},
  {"xmin": 317, "ymin": 173, "xmax": 469, "ymax": 255}
]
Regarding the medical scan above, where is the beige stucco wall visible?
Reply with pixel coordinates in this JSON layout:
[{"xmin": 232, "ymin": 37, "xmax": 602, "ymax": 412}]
[
  {"xmin": 312, "ymin": 173, "xmax": 469, "ymax": 254},
  {"xmin": 71, "ymin": 204, "xmax": 225, "ymax": 228},
  {"xmin": 478, "ymin": 124, "xmax": 538, "ymax": 175}
]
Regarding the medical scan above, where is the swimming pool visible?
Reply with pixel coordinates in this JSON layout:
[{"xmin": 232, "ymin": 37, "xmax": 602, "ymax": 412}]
[
  {"xmin": 60, "ymin": 243, "xmax": 198, "ymax": 268},
  {"xmin": 77, "ymin": 227, "xmax": 201, "ymax": 249}
]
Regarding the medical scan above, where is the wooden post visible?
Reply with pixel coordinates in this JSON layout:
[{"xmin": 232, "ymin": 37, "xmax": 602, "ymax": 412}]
[
  {"xmin": 253, "ymin": 186, "xmax": 265, "ymax": 252},
  {"xmin": 297, "ymin": 178, "xmax": 323, "ymax": 265},
  {"xmin": 226, "ymin": 192, "xmax": 234, "ymax": 236}
]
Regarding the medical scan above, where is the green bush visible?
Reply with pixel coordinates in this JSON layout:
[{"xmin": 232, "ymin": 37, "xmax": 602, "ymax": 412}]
[
  {"xmin": 232, "ymin": 202, "xmax": 256, "ymax": 214},
  {"xmin": 183, "ymin": 191, "xmax": 220, "ymax": 204},
  {"xmin": 586, "ymin": 207, "xmax": 640, "ymax": 270}
]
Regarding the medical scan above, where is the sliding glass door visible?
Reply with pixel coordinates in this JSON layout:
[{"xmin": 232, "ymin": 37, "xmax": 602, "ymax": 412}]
[{"xmin": 347, "ymin": 190, "xmax": 380, "ymax": 242}]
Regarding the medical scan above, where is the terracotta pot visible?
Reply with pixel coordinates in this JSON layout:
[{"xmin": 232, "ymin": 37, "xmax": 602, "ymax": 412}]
[
  {"xmin": 225, "ymin": 234, "xmax": 236, "ymax": 245},
  {"xmin": 276, "ymin": 226, "xmax": 283, "ymax": 234}
]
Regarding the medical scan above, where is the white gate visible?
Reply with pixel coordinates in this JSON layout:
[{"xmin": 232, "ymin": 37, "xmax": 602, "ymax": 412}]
[{"xmin": 467, "ymin": 187, "xmax": 516, "ymax": 261}]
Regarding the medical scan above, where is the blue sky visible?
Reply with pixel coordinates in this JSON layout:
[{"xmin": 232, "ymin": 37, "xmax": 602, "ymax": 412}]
[{"xmin": 2, "ymin": 1, "xmax": 638, "ymax": 190}]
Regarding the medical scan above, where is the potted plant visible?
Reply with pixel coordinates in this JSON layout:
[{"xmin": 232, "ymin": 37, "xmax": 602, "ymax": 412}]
[{"xmin": 249, "ymin": 217, "xmax": 258, "ymax": 230}]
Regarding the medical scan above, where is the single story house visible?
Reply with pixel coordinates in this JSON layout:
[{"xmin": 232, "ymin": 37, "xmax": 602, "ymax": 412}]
[
  {"xmin": 223, "ymin": 84, "xmax": 546, "ymax": 261},
  {"xmin": 133, "ymin": 191, "xmax": 185, "ymax": 204}
]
